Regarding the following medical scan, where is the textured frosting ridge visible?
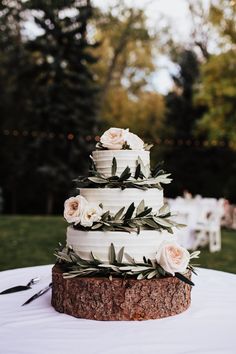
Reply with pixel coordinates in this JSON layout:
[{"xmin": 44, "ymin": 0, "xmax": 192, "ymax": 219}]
[
  {"xmin": 92, "ymin": 150, "xmax": 150, "ymax": 177},
  {"xmin": 79, "ymin": 188, "xmax": 163, "ymax": 215},
  {"xmin": 66, "ymin": 227, "xmax": 175, "ymax": 262}
]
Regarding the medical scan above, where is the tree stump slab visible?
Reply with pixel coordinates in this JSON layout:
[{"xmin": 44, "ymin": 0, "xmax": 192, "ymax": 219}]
[{"xmin": 51, "ymin": 264, "xmax": 192, "ymax": 321}]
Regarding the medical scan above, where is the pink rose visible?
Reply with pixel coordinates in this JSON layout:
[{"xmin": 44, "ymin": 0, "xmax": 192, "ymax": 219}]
[
  {"xmin": 125, "ymin": 132, "xmax": 144, "ymax": 150},
  {"xmin": 64, "ymin": 195, "xmax": 88, "ymax": 225},
  {"xmin": 100, "ymin": 127, "xmax": 128, "ymax": 150},
  {"xmin": 156, "ymin": 241, "xmax": 190, "ymax": 275}
]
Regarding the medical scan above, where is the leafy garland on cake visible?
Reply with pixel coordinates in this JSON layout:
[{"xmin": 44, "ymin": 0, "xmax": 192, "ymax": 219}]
[
  {"xmin": 70, "ymin": 200, "xmax": 184, "ymax": 234},
  {"xmin": 74, "ymin": 157, "xmax": 172, "ymax": 191},
  {"xmin": 54, "ymin": 243, "xmax": 200, "ymax": 286},
  {"xmin": 95, "ymin": 141, "xmax": 153, "ymax": 151}
]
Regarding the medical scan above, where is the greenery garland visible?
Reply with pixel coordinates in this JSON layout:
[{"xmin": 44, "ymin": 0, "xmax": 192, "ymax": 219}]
[
  {"xmin": 74, "ymin": 156, "xmax": 172, "ymax": 190},
  {"xmin": 95, "ymin": 142, "xmax": 154, "ymax": 151},
  {"xmin": 55, "ymin": 243, "xmax": 199, "ymax": 286},
  {"xmin": 73, "ymin": 201, "xmax": 184, "ymax": 233}
]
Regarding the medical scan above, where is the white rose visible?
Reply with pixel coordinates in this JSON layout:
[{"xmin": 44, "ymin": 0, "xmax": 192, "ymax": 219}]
[
  {"xmin": 80, "ymin": 204, "xmax": 103, "ymax": 227},
  {"xmin": 156, "ymin": 241, "xmax": 190, "ymax": 276},
  {"xmin": 126, "ymin": 132, "xmax": 144, "ymax": 150},
  {"xmin": 64, "ymin": 195, "xmax": 88, "ymax": 225},
  {"xmin": 100, "ymin": 127, "xmax": 128, "ymax": 150}
]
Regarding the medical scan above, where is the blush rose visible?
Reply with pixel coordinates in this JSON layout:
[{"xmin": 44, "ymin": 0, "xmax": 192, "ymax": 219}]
[
  {"xmin": 80, "ymin": 204, "xmax": 103, "ymax": 227},
  {"xmin": 100, "ymin": 127, "xmax": 128, "ymax": 150},
  {"xmin": 64, "ymin": 195, "xmax": 88, "ymax": 225},
  {"xmin": 156, "ymin": 241, "xmax": 190, "ymax": 275}
]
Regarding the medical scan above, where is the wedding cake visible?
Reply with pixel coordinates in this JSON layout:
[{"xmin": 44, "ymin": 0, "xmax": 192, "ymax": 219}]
[{"xmin": 52, "ymin": 128, "xmax": 199, "ymax": 320}]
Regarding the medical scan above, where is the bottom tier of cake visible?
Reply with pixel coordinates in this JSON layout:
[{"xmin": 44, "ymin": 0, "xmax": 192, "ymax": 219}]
[{"xmin": 51, "ymin": 264, "xmax": 192, "ymax": 321}]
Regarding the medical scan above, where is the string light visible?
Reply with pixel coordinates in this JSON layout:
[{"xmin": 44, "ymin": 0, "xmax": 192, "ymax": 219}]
[
  {"xmin": 1, "ymin": 129, "xmax": 235, "ymax": 149},
  {"xmin": 67, "ymin": 133, "xmax": 74, "ymax": 140}
]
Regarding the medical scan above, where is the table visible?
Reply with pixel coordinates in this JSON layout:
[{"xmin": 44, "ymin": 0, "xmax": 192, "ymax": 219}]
[{"xmin": 0, "ymin": 265, "xmax": 236, "ymax": 354}]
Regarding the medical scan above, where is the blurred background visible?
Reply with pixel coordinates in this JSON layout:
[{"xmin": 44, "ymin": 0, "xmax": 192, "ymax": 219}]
[{"xmin": 0, "ymin": 0, "xmax": 236, "ymax": 272}]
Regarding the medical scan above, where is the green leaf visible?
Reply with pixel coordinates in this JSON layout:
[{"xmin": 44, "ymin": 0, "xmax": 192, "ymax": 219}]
[
  {"xmin": 109, "ymin": 243, "xmax": 116, "ymax": 264},
  {"xmin": 138, "ymin": 156, "xmax": 150, "ymax": 178},
  {"xmin": 88, "ymin": 177, "xmax": 107, "ymax": 184},
  {"xmin": 137, "ymin": 273, "xmax": 144, "ymax": 280},
  {"xmin": 147, "ymin": 270, "xmax": 158, "ymax": 279},
  {"xmin": 157, "ymin": 265, "xmax": 166, "ymax": 276},
  {"xmin": 123, "ymin": 202, "xmax": 135, "ymax": 220},
  {"xmin": 136, "ymin": 207, "xmax": 152, "ymax": 218},
  {"xmin": 152, "ymin": 161, "xmax": 164, "ymax": 177},
  {"xmin": 175, "ymin": 273, "xmax": 195, "ymax": 286},
  {"xmin": 136, "ymin": 199, "xmax": 145, "ymax": 215},
  {"xmin": 101, "ymin": 211, "xmax": 110, "ymax": 221},
  {"xmin": 159, "ymin": 203, "xmax": 170, "ymax": 215},
  {"xmin": 119, "ymin": 166, "xmax": 131, "ymax": 181},
  {"xmin": 111, "ymin": 157, "xmax": 117, "ymax": 176},
  {"xmin": 134, "ymin": 164, "xmax": 141, "ymax": 179},
  {"xmin": 117, "ymin": 247, "xmax": 125, "ymax": 263},
  {"xmin": 124, "ymin": 252, "xmax": 136, "ymax": 264},
  {"xmin": 143, "ymin": 143, "xmax": 153, "ymax": 151},
  {"xmin": 113, "ymin": 206, "xmax": 125, "ymax": 220},
  {"xmin": 90, "ymin": 252, "xmax": 102, "ymax": 265},
  {"xmin": 153, "ymin": 216, "xmax": 172, "ymax": 228},
  {"xmin": 119, "ymin": 266, "xmax": 135, "ymax": 271},
  {"xmin": 143, "ymin": 218, "xmax": 158, "ymax": 229},
  {"xmin": 91, "ymin": 223, "xmax": 103, "ymax": 230}
]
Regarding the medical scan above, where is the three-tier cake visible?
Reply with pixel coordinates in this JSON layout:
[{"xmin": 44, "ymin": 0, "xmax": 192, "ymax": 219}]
[{"xmin": 51, "ymin": 128, "xmax": 199, "ymax": 320}]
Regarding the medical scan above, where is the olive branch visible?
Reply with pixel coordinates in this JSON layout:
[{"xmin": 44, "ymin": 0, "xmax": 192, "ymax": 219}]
[
  {"xmin": 72, "ymin": 200, "xmax": 185, "ymax": 234},
  {"xmin": 74, "ymin": 157, "xmax": 172, "ymax": 191},
  {"xmin": 55, "ymin": 243, "xmax": 198, "ymax": 286}
]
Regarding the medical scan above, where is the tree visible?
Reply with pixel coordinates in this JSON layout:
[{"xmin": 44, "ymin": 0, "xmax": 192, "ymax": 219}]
[
  {"xmin": 195, "ymin": 0, "xmax": 236, "ymax": 146},
  {"xmin": 0, "ymin": 0, "xmax": 100, "ymax": 214},
  {"xmin": 162, "ymin": 50, "xmax": 208, "ymax": 197},
  {"xmin": 23, "ymin": 0, "xmax": 100, "ymax": 214},
  {"xmin": 93, "ymin": 1, "xmax": 155, "ymax": 99},
  {"xmin": 0, "ymin": 0, "xmax": 33, "ymax": 213},
  {"xmin": 101, "ymin": 88, "xmax": 165, "ymax": 144},
  {"xmin": 196, "ymin": 51, "xmax": 236, "ymax": 145},
  {"xmin": 91, "ymin": 1, "xmax": 165, "ymax": 143},
  {"xmin": 164, "ymin": 50, "xmax": 202, "ymax": 140}
]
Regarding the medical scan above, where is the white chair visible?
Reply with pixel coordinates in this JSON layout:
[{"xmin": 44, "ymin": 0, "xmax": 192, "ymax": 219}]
[{"xmin": 191, "ymin": 207, "xmax": 222, "ymax": 252}]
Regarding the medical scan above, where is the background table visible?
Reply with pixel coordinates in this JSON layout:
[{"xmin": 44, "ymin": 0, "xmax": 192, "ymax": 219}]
[{"xmin": 0, "ymin": 265, "xmax": 236, "ymax": 354}]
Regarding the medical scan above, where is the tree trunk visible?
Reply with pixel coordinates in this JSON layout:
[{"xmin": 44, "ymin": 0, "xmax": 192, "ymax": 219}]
[{"xmin": 52, "ymin": 264, "xmax": 192, "ymax": 321}]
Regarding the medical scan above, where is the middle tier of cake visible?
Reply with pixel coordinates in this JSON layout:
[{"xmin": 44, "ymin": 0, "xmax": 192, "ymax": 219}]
[
  {"xmin": 79, "ymin": 188, "xmax": 164, "ymax": 215},
  {"xmin": 66, "ymin": 227, "xmax": 175, "ymax": 262}
]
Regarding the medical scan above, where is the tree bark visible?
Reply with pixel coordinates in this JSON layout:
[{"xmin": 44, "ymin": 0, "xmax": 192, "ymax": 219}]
[{"xmin": 51, "ymin": 264, "xmax": 192, "ymax": 321}]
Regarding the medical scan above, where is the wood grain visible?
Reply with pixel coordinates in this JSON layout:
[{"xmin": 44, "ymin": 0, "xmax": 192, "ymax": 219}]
[{"xmin": 51, "ymin": 264, "xmax": 192, "ymax": 321}]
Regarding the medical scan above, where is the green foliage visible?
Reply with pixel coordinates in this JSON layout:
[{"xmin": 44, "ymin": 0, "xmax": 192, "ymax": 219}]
[
  {"xmin": 54, "ymin": 243, "xmax": 195, "ymax": 285},
  {"xmin": 209, "ymin": 0, "xmax": 236, "ymax": 46},
  {"xmin": 71, "ymin": 199, "xmax": 180, "ymax": 234},
  {"xmin": 93, "ymin": 1, "xmax": 165, "ymax": 142},
  {"xmin": 75, "ymin": 157, "xmax": 172, "ymax": 190},
  {"xmin": 196, "ymin": 51, "xmax": 236, "ymax": 145},
  {"xmin": 189, "ymin": 0, "xmax": 236, "ymax": 147},
  {"xmin": 0, "ymin": 0, "xmax": 100, "ymax": 214},
  {"xmin": 164, "ymin": 50, "xmax": 202, "ymax": 140}
]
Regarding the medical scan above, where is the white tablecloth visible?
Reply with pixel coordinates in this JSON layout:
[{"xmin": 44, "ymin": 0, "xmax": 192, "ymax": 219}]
[{"xmin": 0, "ymin": 265, "xmax": 236, "ymax": 354}]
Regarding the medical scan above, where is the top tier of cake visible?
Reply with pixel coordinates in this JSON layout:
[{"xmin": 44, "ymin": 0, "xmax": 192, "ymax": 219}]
[{"xmin": 92, "ymin": 150, "xmax": 150, "ymax": 178}]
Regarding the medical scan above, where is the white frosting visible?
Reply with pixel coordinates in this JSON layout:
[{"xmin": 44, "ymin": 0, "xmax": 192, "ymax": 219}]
[
  {"xmin": 92, "ymin": 150, "xmax": 150, "ymax": 177},
  {"xmin": 79, "ymin": 188, "xmax": 163, "ymax": 215},
  {"xmin": 66, "ymin": 227, "xmax": 175, "ymax": 262}
]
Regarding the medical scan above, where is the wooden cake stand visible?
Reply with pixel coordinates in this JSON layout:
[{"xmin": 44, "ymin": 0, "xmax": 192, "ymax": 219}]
[{"xmin": 51, "ymin": 264, "xmax": 192, "ymax": 321}]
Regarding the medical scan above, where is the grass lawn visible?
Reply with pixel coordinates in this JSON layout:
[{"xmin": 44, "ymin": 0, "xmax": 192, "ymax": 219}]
[{"xmin": 0, "ymin": 215, "xmax": 236, "ymax": 273}]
